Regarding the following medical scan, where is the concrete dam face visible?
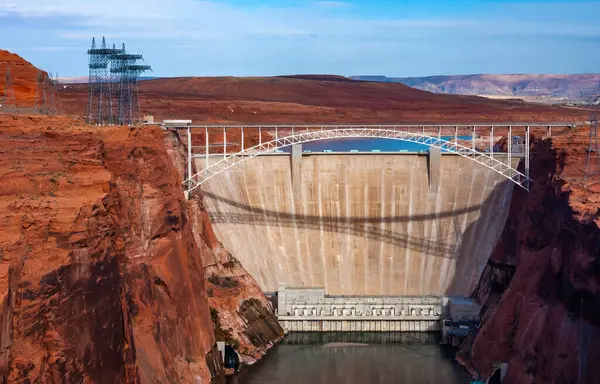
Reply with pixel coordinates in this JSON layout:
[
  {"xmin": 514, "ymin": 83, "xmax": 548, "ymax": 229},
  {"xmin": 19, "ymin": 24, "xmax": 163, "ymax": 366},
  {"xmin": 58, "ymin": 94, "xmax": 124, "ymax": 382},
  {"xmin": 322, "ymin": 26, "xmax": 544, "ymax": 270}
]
[{"xmin": 200, "ymin": 153, "xmax": 514, "ymax": 297}]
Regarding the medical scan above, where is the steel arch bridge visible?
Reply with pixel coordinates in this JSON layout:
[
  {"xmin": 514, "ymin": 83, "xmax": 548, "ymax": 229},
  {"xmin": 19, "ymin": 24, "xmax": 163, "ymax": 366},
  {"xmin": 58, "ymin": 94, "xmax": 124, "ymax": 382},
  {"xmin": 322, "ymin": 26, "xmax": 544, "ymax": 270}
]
[{"xmin": 183, "ymin": 127, "xmax": 530, "ymax": 196}]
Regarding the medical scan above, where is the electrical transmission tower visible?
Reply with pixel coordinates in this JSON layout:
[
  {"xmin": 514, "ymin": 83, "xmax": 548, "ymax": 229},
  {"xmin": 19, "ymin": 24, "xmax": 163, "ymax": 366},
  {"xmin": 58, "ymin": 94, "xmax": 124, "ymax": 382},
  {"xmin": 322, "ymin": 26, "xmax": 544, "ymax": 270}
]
[
  {"xmin": 34, "ymin": 70, "xmax": 48, "ymax": 114},
  {"xmin": 48, "ymin": 71, "xmax": 57, "ymax": 115},
  {"xmin": 584, "ymin": 112, "xmax": 599, "ymax": 188},
  {"xmin": 50, "ymin": 72, "xmax": 63, "ymax": 115},
  {"xmin": 86, "ymin": 37, "xmax": 97, "ymax": 122},
  {"xmin": 87, "ymin": 37, "xmax": 117, "ymax": 124},
  {"xmin": 86, "ymin": 37, "xmax": 150, "ymax": 126},
  {"xmin": 1, "ymin": 65, "xmax": 16, "ymax": 112},
  {"xmin": 34, "ymin": 70, "xmax": 62, "ymax": 115},
  {"xmin": 108, "ymin": 43, "xmax": 119, "ymax": 124},
  {"xmin": 46, "ymin": 72, "xmax": 63, "ymax": 116},
  {"xmin": 111, "ymin": 43, "xmax": 151, "ymax": 125}
]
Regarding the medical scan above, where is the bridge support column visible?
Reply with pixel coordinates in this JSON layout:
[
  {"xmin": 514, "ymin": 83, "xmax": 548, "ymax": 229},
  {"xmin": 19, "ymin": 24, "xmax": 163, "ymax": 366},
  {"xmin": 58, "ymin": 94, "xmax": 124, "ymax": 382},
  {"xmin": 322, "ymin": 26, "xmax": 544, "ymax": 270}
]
[
  {"xmin": 428, "ymin": 147, "xmax": 441, "ymax": 193},
  {"xmin": 525, "ymin": 125, "xmax": 530, "ymax": 190},
  {"xmin": 205, "ymin": 126, "xmax": 209, "ymax": 170},
  {"xmin": 291, "ymin": 143, "xmax": 302, "ymax": 195},
  {"xmin": 508, "ymin": 126, "xmax": 512, "ymax": 168},
  {"xmin": 187, "ymin": 127, "xmax": 192, "ymax": 191}
]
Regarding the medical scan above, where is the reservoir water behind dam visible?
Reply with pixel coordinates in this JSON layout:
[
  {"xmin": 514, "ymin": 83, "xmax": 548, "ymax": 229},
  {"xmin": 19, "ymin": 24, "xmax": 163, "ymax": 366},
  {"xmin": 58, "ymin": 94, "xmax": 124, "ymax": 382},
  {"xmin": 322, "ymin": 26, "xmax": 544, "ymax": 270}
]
[
  {"xmin": 279, "ymin": 136, "xmax": 473, "ymax": 153},
  {"xmin": 228, "ymin": 333, "xmax": 471, "ymax": 384}
]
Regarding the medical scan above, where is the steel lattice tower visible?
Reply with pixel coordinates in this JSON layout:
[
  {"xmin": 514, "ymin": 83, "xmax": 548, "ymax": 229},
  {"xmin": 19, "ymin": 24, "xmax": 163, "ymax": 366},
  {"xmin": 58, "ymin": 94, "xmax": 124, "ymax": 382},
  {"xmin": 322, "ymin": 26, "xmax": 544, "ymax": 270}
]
[
  {"xmin": 53, "ymin": 73, "xmax": 63, "ymax": 115},
  {"xmin": 86, "ymin": 38, "xmax": 148, "ymax": 125},
  {"xmin": 584, "ymin": 112, "xmax": 599, "ymax": 187},
  {"xmin": 111, "ymin": 43, "xmax": 151, "ymax": 125},
  {"xmin": 86, "ymin": 37, "xmax": 98, "ymax": 122},
  {"xmin": 108, "ymin": 44, "xmax": 119, "ymax": 125},
  {"xmin": 34, "ymin": 70, "xmax": 48, "ymax": 114},
  {"xmin": 87, "ymin": 37, "xmax": 121, "ymax": 124},
  {"xmin": 1, "ymin": 65, "xmax": 16, "ymax": 111},
  {"xmin": 34, "ymin": 70, "xmax": 63, "ymax": 115},
  {"xmin": 48, "ymin": 71, "xmax": 56, "ymax": 115}
]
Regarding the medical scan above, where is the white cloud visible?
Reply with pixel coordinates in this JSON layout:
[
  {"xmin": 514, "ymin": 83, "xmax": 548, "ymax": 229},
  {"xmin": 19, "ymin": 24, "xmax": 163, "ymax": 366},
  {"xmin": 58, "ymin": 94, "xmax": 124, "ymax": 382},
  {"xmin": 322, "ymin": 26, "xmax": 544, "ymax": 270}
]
[
  {"xmin": 0, "ymin": 0, "xmax": 308, "ymax": 40},
  {"xmin": 2, "ymin": 0, "xmax": 598, "ymax": 44},
  {"xmin": 1, "ymin": 0, "xmax": 599, "ymax": 76}
]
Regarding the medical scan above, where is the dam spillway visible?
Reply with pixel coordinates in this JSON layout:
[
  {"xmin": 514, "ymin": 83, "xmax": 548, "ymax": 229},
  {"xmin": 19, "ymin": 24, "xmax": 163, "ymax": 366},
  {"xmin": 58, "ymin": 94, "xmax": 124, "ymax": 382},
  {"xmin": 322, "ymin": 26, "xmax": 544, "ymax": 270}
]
[{"xmin": 200, "ymin": 152, "xmax": 515, "ymax": 297}]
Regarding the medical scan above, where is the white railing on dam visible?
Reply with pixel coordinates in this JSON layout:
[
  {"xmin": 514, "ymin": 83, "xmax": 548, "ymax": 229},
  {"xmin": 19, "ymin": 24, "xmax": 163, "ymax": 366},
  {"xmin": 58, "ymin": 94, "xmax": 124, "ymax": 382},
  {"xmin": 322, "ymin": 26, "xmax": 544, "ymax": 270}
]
[
  {"xmin": 168, "ymin": 122, "xmax": 576, "ymax": 196},
  {"xmin": 181, "ymin": 126, "xmax": 538, "ymax": 195}
]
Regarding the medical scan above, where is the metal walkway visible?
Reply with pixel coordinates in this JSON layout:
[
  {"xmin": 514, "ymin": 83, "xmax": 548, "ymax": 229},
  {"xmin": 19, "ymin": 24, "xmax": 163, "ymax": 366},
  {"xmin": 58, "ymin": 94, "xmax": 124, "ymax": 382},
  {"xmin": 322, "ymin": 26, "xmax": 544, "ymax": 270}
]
[{"xmin": 181, "ymin": 126, "xmax": 536, "ymax": 196}]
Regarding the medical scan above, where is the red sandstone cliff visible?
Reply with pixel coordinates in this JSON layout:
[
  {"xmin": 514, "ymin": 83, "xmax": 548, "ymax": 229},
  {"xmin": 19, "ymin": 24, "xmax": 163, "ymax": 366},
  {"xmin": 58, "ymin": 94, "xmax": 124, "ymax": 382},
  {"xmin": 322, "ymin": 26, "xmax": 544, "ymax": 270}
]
[
  {"xmin": 0, "ymin": 113, "xmax": 281, "ymax": 382},
  {"xmin": 0, "ymin": 114, "xmax": 221, "ymax": 382},
  {"xmin": 0, "ymin": 50, "xmax": 43, "ymax": 107},
  {"xmin": 459, "ymin": 128, "xmax": 600, "ymax": 383},
  {"xmin": 195, "ymin": 214, "xmax": 284, "ymax": 365},
  {"xmin": 170, "ymin": 131, "xmax": 284, "ymax": 366}
]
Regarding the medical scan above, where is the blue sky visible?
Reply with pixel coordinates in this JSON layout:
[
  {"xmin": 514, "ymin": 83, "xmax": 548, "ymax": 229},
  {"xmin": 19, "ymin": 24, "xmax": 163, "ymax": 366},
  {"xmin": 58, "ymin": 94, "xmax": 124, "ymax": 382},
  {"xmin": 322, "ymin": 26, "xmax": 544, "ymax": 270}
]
[{"xmin": 0, "ymin": 0, "xmax": 599, "ymax": 77}]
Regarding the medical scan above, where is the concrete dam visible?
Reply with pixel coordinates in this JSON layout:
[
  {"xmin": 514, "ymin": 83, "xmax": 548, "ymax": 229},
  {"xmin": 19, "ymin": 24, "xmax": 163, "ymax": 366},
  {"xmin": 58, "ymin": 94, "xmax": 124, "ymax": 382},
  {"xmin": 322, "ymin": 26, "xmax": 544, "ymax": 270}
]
[{"xmin": 199, "ymin": 151, "xmax": 515, "ymax": 298}]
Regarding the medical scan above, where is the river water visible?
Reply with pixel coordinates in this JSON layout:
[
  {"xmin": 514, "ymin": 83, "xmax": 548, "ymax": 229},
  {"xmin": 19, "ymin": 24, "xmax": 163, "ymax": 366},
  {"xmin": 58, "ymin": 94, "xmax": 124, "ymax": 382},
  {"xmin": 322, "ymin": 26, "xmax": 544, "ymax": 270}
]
[{"xmin": 228, "ymin": 333, "xmax": 471, "ymax": 384}]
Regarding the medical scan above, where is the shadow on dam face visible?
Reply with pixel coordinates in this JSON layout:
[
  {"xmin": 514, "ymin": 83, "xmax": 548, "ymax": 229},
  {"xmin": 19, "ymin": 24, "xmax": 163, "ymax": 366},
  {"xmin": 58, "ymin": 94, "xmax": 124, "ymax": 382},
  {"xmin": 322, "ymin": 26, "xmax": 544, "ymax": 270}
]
[
  {"xmin": 205, "ymin": 191, "xmax": 476, "ymax": 258},
  {"xmin": 201, "ymin": 155, "xmax": 515, "ymax": 297}
]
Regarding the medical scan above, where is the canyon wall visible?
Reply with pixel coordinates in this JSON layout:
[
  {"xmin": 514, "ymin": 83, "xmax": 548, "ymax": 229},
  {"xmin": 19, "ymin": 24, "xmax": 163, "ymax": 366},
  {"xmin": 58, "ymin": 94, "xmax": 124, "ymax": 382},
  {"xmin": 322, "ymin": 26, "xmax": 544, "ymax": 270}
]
[
  {"xmin": 186, "ymin": 192, "xmax": 284, "ymax": 366},
  {"xmin": 201, "ymin": 154, "xmax": 516, "ymax": 297},
  {"xmin": 458, "ymin": 136, "xmax": 600, "ymax": 383},
  {"xmin": 0, "ymin": 114, "xmax": 281, "ymax": 383}
]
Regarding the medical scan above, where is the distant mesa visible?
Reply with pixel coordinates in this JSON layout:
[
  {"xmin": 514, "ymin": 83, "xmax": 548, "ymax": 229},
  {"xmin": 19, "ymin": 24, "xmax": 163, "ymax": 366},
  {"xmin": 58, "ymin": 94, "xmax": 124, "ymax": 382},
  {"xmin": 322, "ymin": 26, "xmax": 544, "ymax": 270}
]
[
  {"xmin": 351, "ymin": 74, "xmax": 600, "ymax": 105},
  {"xmin": 57, "ymin": 73, "xmax": 591, "ymax": 124},
  {"xmin": 278, "ymin": 74, "xmax": 356, "ymax": 82},
  {"xmin": 59, "ymin": 76, "xmax": 158, "ymax": 84}
]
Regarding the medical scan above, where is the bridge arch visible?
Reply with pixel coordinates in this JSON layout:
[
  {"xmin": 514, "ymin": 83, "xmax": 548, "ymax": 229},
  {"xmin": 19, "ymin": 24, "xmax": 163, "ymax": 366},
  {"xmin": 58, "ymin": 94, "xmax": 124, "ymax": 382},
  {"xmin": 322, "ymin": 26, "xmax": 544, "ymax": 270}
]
[{"xmin": 184, "ymin": 127, "xmax": 529, "ymax": 196}]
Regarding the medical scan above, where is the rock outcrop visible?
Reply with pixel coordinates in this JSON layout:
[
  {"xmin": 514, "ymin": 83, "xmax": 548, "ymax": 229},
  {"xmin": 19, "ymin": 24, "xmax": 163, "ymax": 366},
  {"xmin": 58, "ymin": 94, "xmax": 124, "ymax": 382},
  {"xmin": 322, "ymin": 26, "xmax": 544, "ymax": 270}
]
[
  {"xmin": 0, "ymin": 113, "xmax": 281, "ymax": 382},
  {"xmin": 458, "ymin": 129, "xmax": 600, "ymax": 383},
  {"xmin": 168, "ymin": 129, "xmax": 284, "ymax": 366},
  {"xmin": 0, "ymin": 50, "xmax": 43, "ymax": 107}
]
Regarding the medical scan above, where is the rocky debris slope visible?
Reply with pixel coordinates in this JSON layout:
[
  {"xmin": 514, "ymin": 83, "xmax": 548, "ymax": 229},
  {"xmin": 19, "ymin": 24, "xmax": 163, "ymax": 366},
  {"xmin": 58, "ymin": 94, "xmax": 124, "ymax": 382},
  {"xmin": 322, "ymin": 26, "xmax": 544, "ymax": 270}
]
[
  {"xmin": 458, "ymin": 129, "xmax": 600, "ymax": 383},
  {"xmin": 199, "ymin": 238, "xmax": 283, "ymax": 366},
  {"xmin": 0, "ymin": 113, "xmax": 281, "ymax": 382}
]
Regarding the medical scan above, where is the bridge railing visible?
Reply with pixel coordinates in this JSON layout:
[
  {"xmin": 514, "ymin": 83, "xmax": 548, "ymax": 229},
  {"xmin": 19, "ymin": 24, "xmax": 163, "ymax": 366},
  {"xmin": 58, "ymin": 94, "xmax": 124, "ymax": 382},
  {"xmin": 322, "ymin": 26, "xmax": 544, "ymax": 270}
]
[{"xmin": 182, "ymin": 127, "xmax": 531, "ymax": 196}]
